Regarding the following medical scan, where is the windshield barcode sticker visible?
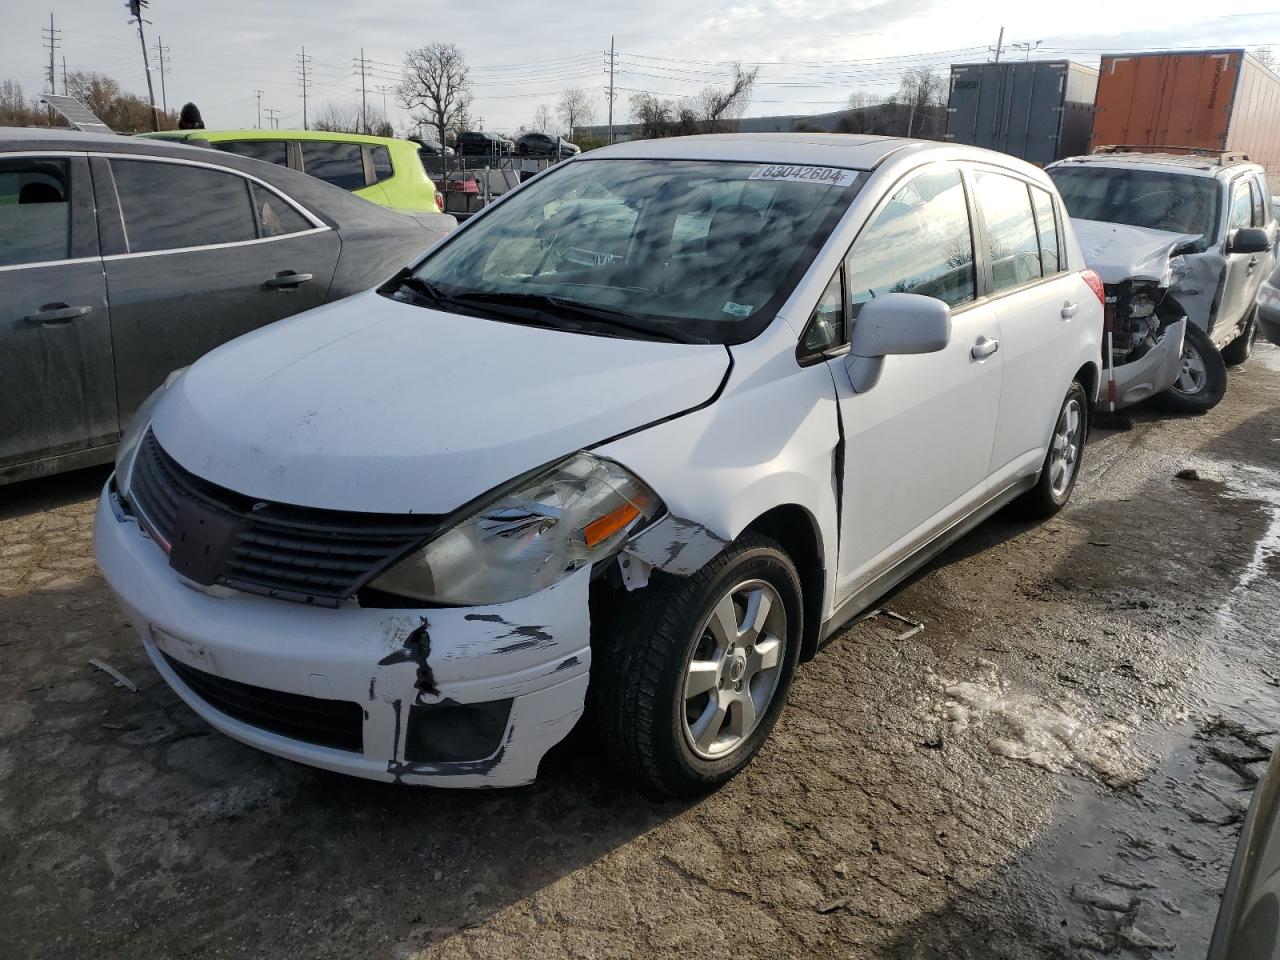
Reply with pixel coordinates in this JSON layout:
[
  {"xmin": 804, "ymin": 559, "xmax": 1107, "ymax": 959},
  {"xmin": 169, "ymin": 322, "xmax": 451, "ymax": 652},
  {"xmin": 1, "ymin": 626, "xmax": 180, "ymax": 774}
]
[
  {"xmin": 722, "ymin": 301, "xmax": 754, "ymax": 317},
  {"xmin": 749, "ymin": 165, "xmax": 858, "ymax": 187}
]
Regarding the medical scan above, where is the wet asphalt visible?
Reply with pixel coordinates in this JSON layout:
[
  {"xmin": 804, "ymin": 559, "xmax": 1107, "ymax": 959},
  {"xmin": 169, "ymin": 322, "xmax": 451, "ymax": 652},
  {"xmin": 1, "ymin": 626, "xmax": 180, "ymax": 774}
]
[{"xmin": 1, "ymin": 344, "xmax": 1278, "ymax": 959}]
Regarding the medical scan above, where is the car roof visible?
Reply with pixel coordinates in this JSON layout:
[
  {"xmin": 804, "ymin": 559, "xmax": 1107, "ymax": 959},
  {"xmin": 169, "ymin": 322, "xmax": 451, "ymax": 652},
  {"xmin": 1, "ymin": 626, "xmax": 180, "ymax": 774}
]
[
  {"xmin": 137, "ymin": 128, "xmax": 414, "ymax": 149},
  {"xmin": 582, "ymin": 133, "xmax": 1052, "ymax": 176},
  {"xmin": 1047, "ymin": 152, "xmax": 1263, "ymax": 180}
]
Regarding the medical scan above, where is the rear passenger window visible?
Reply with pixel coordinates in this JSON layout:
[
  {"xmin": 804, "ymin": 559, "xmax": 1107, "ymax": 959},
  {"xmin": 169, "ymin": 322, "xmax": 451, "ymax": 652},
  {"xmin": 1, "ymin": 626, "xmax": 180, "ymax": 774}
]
[
  {"xmin": 250, "ymin": 183, "xmax": 313, "ymax": 237},
  {"xmin": 845, "ymin": 168, "xmax": 975, "ymax": 313},
  {"xmin": 1031, "ymin": 188, "xmax": 1060, "ymax": 275},
  {"xmin": 302, "ymin": 142, "xmax": 366, "ymax": 191},
  {"xmin": 216, "ymin": 140, "xmax": 289, "ymax": 167},
  {"xmin": 370, "ymin": 146, "xmax": 393, "ymax": 182},
  {"xmin": 0, "ymin": 158, "xmax": 70, "ymax": 266},
  {"xmin": 975, "ymin": 172, "xmax": 1042, "ymax": 293},
  {"xmin": 111, "ymin": 159, "xmax": 256, "ymax": 253}
]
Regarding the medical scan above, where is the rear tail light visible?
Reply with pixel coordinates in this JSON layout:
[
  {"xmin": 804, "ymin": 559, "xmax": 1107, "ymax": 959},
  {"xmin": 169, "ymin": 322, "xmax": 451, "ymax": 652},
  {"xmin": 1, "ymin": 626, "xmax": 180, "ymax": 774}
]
[
  {"xmin": 1081, "ymin": 269, "xmax": 1105, "ymax": 306},
  {"xmin": 435, "ymin": 190, "xmax": 444, "ymax": 212}
]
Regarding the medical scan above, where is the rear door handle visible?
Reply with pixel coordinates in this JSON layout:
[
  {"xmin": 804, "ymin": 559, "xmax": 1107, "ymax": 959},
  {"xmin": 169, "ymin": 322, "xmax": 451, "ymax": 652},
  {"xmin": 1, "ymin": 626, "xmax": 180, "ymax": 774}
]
[
  {"xmin": 24, "ymin": 303, "xmax": 92, "ymax": 325},
  {"xmin": 971, "ymin": 336, "xmax": 1000, "ymax": 359},
  {"xmin": 264, "ymin": 271, "xmax": 314, "ymax": 289},
  {"xmin": 1061, "ymin": 301, "xmax": 1079, "ymax": 320}
]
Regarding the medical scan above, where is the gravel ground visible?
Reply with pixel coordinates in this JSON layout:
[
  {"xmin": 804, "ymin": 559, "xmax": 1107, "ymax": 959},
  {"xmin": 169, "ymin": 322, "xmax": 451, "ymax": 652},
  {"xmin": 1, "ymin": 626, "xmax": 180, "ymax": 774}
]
[{"xmin": 2, "ymin": 345, "xmax": 1279, "ymax": 959}]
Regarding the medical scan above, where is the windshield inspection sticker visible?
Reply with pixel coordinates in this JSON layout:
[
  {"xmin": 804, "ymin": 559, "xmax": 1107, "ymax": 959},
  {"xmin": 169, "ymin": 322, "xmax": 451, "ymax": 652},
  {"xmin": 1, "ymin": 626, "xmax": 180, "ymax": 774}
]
[
  {"xmin": 749, "ymin": 165, "xmax": 857, "ymax": 187},
  {"xmin": 722, "ymin": 301, "xmax": 754, "ymax": 317}
]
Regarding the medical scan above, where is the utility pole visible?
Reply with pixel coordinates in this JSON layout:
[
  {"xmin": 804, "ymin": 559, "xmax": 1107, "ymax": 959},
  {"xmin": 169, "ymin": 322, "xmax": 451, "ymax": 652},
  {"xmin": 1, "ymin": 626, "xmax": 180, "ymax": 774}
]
[
  {"xmin": 124, "ymin": 0, "xmax": 160, "ymax": 131},
  {"xmin": 265, "ymin": 107, "xmax": 279, "ymax": 129},
  {"xmin": 42, "ymin": 14, "xmax": 60, "ymax": 125},
  {"xmin": 990, "ymin": 25, "xmax": 1005, "ymax": 64},
  {"xmin": 153, "ymin": 36, "xmax": 170, "ymax": 114},
  {"xmin": 354, "ymin": 48, "xmax": 371, "ymax": 133},
  {"xmin": 297, "ymin": 46, "xmax": 312, "ymax": 130},
  {"xmin": 607, "ymin": 35, "xmax": 616, "ymax": 144},
  {"xmin": 254, "ymin": 88, "xmax": 264, "ymax": 128},
  {"xmin": 61, "ymin": 56, "xmax": 67, "ymax": 95},
  {"xmin": 376, "ymin": 84, "xmax": 390, "ymax": 124}
]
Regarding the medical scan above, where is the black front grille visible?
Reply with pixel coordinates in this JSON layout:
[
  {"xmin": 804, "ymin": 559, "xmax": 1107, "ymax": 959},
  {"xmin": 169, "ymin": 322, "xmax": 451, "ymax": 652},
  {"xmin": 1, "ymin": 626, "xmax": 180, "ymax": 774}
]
[
  {"xmin": 128, "ymin": 430, "xmax": 441, "ymax": 607},
  {"xmin": 163, "ymin": 652, "xmax": 365, "ymax": 752}
]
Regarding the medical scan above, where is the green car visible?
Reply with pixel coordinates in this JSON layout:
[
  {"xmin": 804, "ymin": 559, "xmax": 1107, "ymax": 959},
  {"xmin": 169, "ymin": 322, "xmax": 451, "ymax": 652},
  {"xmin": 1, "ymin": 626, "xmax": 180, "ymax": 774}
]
[{"xmin": 139, "ymin": 129, "xmax": 442, "ymax": 213}]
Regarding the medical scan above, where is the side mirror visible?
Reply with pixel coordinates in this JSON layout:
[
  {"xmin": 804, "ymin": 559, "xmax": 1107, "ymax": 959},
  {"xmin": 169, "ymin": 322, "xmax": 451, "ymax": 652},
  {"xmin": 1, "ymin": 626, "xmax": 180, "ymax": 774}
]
[
  {"xmin": 1227, "ymin": 227, "xmax": 1271, "ymax": 255},
  {"xmin": 850, "ymin": 293, "xmax": 952, "ymax": 358}
]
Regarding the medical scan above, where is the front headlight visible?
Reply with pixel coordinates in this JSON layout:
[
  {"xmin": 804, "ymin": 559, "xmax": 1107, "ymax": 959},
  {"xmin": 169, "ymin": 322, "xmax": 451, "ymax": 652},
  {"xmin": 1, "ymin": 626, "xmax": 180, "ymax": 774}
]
[
  {"xmin": 367, "ymin": 452, "xmax": 661, "ymax": 606},
  {"xmin": 115, "ymin": 366, "xmax": 188, "ymax": 497}
]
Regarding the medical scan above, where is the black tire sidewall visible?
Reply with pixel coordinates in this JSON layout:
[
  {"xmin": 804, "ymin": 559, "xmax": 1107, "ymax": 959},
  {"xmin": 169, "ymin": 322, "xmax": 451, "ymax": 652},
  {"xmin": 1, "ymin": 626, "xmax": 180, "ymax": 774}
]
[{"xmin": 656, "ymin": 544, "xmax": 804, "ymax": 791}]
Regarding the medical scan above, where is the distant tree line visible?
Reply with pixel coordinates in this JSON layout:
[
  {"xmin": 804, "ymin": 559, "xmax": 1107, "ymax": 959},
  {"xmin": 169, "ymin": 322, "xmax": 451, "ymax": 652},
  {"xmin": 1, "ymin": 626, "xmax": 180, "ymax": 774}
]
[{"xmin": 0, "ymin": 75, "xmax": 177, "ymax": 133}]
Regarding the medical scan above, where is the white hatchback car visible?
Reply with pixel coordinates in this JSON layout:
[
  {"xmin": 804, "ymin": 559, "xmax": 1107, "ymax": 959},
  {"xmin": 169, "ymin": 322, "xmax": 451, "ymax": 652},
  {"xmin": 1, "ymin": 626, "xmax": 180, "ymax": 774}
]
[{"xmin": 96, "ymin": 135, "xmax": 1103, "ymax": 796}]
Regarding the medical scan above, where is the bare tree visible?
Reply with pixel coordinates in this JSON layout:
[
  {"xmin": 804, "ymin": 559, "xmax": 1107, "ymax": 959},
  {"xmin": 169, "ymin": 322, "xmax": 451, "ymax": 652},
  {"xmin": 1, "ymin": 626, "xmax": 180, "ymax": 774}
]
[
  {"xmin": 61, "ymin": 71, "xmax": 174, "ymax": 132},
  {"xmin": 896, "ymin": 67, "xmax": 946, "ymax": 139},
  {"xmin": 398, "ymin": 43, "xmax": 473, "ymax": 162},
  {"xmin": 695, "ymin": 64, "xmax": 759, "ymax": 133},
  {"xmin": 557, "ymin": 87, "xmax": 595, "ymax": 139},
  {"xmin": 312, "ymin": 101, "xmax": 364, "ymax": 133},
  {"xmin": 1255, "ymin": 47, "xmax": 1276, "ymax": 71},
  {"xmin": 0, "ymin": 80, "xmax": 49, "ymax": 127},
  {"xmin": 531, "ymin": 103, "xmax": 556, "ymax": 135}
]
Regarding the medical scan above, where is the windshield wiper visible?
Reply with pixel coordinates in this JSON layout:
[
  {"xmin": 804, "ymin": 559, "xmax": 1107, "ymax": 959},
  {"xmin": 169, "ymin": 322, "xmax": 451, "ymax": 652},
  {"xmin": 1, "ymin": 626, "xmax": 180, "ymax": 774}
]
[
  {"xmin": 451, "ymin": 291, "xmax": 707, "ymax": 344},
  {"xmin": 387, "ymin": 271, "xmax": 450, "ymax": 306}
]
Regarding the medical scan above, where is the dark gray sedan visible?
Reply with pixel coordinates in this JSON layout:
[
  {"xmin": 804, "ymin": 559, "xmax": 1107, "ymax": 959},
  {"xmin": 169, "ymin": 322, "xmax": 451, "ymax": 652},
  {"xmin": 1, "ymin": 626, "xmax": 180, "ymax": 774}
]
[{"xmin": 0, "ymin": 128, "xmax": 455, "ymax": 485}]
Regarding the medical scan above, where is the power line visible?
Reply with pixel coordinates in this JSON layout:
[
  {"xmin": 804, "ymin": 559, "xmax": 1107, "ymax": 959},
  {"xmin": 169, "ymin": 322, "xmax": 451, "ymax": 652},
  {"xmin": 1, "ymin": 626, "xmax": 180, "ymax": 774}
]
[
  {"xmin": 153, "ymin": 36, "xmax": 171, "ymax": 114},
  {"xmin": 297, "ymin": 46, "xmax": 312, "ymax": 129},
  {"xmin": 353, "ymin": 48, "xmax": 371, "ymax": 133}
]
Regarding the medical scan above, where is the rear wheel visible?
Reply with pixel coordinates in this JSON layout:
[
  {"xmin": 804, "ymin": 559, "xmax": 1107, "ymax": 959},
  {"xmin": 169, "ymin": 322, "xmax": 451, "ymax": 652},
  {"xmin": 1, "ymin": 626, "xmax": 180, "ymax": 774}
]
[
  {"xmin": 1164, "ymin": 322, "xmax": 1227, "ymax": 413},
  {"xmin": 1020, "ymin": 381, "xmax": 1088, "ymax": 518},
  {"xmin": 595, "ymin": 533, "xmax": 803, "ymax": 797},
  {"xmin": 1221, "ymin": 310, "xmax": 1258, "ymax": 366}
]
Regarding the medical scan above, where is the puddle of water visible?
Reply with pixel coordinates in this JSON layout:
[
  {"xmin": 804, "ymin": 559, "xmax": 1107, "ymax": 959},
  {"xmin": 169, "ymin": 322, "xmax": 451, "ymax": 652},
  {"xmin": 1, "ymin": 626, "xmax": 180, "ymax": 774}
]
[{"xmin": 923, "ymin": 659, "xmax": 1150, "ymax": 789}]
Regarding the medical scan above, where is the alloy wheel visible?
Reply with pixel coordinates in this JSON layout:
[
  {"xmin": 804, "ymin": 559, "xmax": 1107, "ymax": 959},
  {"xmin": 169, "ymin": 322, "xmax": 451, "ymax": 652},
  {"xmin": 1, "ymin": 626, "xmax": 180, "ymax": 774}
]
[
  {"xmin": 1173, "ymin": 340, "xmax": 1208, "ymax": 396},
  {"xmin": 681, "ymin": 579, "xmax": 787, "ymax": 760},
  {"xmin": 1049, "ymin": 397, "xmax": 1082, "ymax": 499}
]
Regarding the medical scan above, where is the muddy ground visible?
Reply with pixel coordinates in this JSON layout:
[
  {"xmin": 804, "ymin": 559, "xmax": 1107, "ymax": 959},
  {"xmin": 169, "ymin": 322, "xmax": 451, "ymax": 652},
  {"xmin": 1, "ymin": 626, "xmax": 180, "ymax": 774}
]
[{"xmin": 3, "ymin": 347, "xmax": 1280, "ymax": 960}]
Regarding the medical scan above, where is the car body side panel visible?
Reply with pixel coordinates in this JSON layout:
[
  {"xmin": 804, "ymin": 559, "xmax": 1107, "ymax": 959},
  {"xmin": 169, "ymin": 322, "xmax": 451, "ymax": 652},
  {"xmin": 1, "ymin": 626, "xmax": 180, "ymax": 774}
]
[{"xmin": 604, "ymin": 319, "xmax": 841, "ymax": 621}]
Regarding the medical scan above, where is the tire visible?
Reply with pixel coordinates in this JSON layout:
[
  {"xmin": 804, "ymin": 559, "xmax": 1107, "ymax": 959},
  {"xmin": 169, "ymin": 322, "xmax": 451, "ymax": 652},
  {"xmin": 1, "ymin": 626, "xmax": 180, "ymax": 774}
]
[
  {"xmin": 1020, "ymin": 381, "xmax": 1089, "ymax": 518},
  {"xmin": 595, "ymin": 532, "xmax": 804, "ymax": 797},
  {"xmin": 1163, "ymin": 322, "xmax": 1227, "ymax": 413},
  {"xmin": 1221, "ymin": 310, "xmax": 1258, "ymax": 367}
]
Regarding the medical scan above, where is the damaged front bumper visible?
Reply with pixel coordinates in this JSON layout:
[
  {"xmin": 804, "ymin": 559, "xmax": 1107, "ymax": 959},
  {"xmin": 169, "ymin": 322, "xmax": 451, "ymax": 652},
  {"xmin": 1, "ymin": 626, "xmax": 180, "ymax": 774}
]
[
  {"xmin": 94, "ymin": 482, "xmax": 590, "ymax": 788},
  {"xmin": 1108, "ymin": 318, "xmax": 1187, "ymax": 409}
]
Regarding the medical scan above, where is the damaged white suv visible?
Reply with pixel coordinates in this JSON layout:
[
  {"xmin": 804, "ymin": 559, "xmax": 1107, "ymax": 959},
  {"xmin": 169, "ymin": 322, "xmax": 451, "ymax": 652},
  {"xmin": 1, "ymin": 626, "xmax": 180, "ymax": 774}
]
[
  {"xmin": 1047, "ymin": 151, "xmax": 1277, "ymax": 412},
  {"xmin": 97, "ymin": 135, "xmax": 1102, "ymax": 796}
]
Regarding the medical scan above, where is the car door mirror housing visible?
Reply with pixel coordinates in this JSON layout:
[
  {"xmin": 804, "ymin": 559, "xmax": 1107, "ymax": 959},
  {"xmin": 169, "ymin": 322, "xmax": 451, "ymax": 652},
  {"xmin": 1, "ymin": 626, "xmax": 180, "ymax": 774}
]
[
  {"xmin": 849, "ymin": 293, "xmax": 952, "ymax": 358},
  {"xmin": 1227, "ymin": 227, "xmax": 1271, "ymax": 255}
]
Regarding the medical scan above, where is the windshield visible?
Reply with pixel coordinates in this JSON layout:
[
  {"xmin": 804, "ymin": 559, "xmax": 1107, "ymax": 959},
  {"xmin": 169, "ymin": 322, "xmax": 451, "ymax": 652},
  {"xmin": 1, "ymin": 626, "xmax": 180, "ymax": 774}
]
[
  {"xmin": 401, "ymin": 159, "xmax": 862, "ymax": 343},
  {"xmin": 1048, "ymin": 166, "xmax": 1220, "ymax": 245}
]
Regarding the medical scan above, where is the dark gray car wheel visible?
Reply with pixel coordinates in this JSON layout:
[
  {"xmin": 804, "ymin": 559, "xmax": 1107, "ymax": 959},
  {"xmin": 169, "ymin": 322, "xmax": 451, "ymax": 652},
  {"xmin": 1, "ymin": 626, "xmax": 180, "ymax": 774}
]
[
  {"xmin": 595, "ymin": 532, "xmax": 804, "ymax": 797},
  {"xmin": 1164, "ymin": 322, "xmax": 1227, "ymax": 413}
]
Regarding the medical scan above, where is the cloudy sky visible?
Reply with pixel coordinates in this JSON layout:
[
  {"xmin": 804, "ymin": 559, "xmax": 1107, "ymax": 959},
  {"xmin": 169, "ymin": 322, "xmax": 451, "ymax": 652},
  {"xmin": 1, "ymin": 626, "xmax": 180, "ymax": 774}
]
[{"xmin": 6, "ymin": 1, "xmax": 1280, "ymax": 135}]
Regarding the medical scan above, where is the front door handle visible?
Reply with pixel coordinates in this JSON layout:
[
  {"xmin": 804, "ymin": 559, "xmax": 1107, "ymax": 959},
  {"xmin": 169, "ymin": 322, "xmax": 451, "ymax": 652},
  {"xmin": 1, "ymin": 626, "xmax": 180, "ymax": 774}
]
[
  {"xmin": 264, "ymin": 270, "xmax": 314, "ymax": 289},
  {"xmin": 24, "ymin": 303, "xmax": 92, "ymax": 326},
  {"xmin": 1248, "ymin": 256, "xmax": 1259, "ymax": 272},
  {"xmin": 1061, "ymin": 301, "xmax": 1079, "ymax": 320},
  {"xmin": 971, "ymin": 336, "xmax": 1000, "ymax": 360}
]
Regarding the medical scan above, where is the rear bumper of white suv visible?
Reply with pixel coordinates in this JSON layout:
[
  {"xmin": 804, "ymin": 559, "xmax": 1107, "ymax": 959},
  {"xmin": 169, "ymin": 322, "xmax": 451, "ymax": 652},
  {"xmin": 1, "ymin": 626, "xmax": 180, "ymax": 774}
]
[{"xmin": 94, "ymin": 482, "xmax": 591, "ymax": 788}]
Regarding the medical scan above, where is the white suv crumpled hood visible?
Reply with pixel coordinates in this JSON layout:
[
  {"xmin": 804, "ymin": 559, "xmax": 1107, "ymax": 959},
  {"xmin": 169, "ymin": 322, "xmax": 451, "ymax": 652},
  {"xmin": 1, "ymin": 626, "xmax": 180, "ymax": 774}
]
[
  {"xmin": 1070, "ymin": 218, "xmax": 1203, "ymax": 286},
  {"xmin": 149, "ymin": 291, "xmax": 729, "ymax": 514}
]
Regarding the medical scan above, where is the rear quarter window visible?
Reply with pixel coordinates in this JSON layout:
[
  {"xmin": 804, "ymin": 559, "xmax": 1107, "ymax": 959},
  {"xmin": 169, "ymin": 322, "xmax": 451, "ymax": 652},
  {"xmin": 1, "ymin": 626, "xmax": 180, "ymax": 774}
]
[{"xmin": 370, "ymin": 146, "xmax": 393, "ymax": 183}]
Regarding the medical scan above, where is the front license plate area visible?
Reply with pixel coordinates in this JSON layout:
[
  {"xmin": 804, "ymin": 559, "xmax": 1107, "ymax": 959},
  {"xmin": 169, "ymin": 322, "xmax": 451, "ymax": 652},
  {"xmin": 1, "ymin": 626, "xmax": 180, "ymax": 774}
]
[{"xmin": 169, "ymin": 499, "xmax": 241, "ymax": 586}]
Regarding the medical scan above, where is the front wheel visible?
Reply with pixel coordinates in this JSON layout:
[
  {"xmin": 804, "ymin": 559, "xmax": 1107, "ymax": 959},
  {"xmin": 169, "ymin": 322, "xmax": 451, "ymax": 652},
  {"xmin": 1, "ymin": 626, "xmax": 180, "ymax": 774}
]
[
  {"xmin": 1020, "ymin": 381, "xmax": 1088, "ymax": 518},
  {"xmin": 1164, "ymin": 322, "xmax": 1227, "ymax": 412},
  {"xmin": 595, "ymin": 533, "xmax": 804, "ymax": 797}
]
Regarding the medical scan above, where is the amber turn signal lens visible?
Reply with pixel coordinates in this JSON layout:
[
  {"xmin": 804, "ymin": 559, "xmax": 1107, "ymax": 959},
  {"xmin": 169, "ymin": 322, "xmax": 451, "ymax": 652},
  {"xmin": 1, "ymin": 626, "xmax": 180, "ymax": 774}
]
[{"xmin": 583, "ymin": 502, "xmax": 642, "ymax": 548}]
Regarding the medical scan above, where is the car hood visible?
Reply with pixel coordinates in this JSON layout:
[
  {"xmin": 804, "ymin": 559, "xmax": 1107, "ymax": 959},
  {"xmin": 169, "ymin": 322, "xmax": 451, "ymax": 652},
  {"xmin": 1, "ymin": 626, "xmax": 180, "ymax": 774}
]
[
  {"xmin": 1070, "ymin": 218, "xmax": 1203, "ymax": 286},
  {"xmin": 150, "ymin": 291, "xmax": 729, "ymax": 514}
]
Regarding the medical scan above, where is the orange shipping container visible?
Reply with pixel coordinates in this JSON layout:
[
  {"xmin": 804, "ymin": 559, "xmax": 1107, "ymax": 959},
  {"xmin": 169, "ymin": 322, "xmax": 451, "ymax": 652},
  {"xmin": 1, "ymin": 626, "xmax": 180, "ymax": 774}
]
[{"xmin": 1091, "ymin": 49, "xmax": 1280, "ymax": 181}]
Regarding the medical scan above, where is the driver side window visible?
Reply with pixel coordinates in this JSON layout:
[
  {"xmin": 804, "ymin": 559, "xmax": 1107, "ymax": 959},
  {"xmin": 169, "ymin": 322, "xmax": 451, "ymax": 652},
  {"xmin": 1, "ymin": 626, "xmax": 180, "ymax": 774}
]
[{"xmin": 1228, "ymin": 182, "xmax": 1253, "ymax": 231}]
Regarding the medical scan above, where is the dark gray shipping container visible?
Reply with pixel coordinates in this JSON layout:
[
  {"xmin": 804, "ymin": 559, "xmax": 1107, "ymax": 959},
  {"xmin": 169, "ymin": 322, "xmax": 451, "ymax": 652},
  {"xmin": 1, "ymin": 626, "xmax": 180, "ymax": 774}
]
[{"xmin": 946, "ymin": 61, "xmax": 1099, "ymax": 165}]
